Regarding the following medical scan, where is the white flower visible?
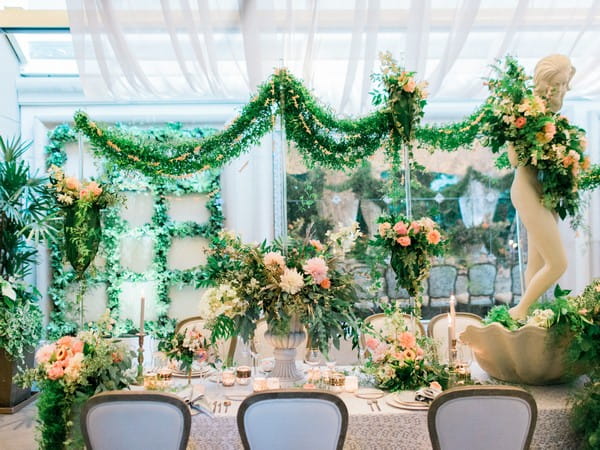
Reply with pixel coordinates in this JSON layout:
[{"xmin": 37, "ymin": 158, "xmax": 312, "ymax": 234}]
[
  {"xmin": 279, "ymin": 268, "xmax": 305, "ymax": 294},
  {"xmin": 526, "ymin": 309, "xmax": 555, "ymax": 328}
]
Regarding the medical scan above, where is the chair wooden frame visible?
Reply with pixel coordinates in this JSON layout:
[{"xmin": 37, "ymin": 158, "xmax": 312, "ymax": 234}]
[
  {"xmin": 426, "ymin": 312, "xmax": 483, "ymax": 339},
  {"xmin": 81, "ymin": 391, "xmax": 191, "ymax": 450},
  {"xmin": 427, "ymin": 385, "xmax": 537, "ymax": 450},
  {"xmin": 176, "ymin": 315, "xmax": 238, "ymax": 364},
  {"xmin": 237, "ymin": 389, "xmax": 348, "ymax": 450}
]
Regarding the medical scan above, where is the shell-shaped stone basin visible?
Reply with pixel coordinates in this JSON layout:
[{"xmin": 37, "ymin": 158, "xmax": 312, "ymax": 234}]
[{"xmin": 460, "ymin": 322, "xmax": 585, "ymax": 385}]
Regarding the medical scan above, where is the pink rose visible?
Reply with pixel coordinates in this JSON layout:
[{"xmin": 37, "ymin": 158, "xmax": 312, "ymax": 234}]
[
  {"xmin": 56, "ymin": 336, "xmax": 74, "ymax": 347},
  {"xmin": 396, "ymin": 236, "xmax": 411, "ymax": 247},
  {"xmin": 71, "ymin": 339, "xmax": 84, "ymax": 354},
  {"xmin": 409, "ymin": 221, "xmax": 421, "ymax": 233},
  {"xmin": 398, "ymin": 331, "xmax": 416, "ymax": 349},
  {"xmin": 47, "ymin": 363, "xmax": 65, "ymax": 380},
  {"xmin": 514, "ymin": 117, "xmax": 527, "ymax": 129},
  {"xmin": 427, "ymin": 229, "xmax": 441, "ymax": 245},
  {"xmin": 319, "ymin": 278, "xmax": 331, "ymax": 289},
  {"xmin": 303, "ymin": 257, "xmax": 329, "ymax": 283},
  {"xmin": 36, "ymin": 344, "xmax": 56, "ymax": 364},
  {"xmin": 403, "ymin": 79, "xmax": 416, "ymax": 93},
  {"xmin": 393, "ymin": 221, "xmax": 408, "ymax": 235}
]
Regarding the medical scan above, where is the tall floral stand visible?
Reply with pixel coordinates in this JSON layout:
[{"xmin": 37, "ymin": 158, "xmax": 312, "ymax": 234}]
[{"xmin": 263, "ymin": 317, "xmax": 306, "ymax": 385}]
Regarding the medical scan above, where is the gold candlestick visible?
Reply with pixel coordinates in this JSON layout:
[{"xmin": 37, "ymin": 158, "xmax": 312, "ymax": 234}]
[{"xmin": 136, "ymin": 331, "xmax": 145, "ymax": 384}]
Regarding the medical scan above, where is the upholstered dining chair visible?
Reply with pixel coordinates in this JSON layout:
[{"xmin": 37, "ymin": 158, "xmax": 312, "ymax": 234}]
[
  {"xmin": 428, "ymin": 386, "xmax": 537, "ymax": 450},
  {"xmin": 427, "ymin": 312, "xmax": 483, "ymax": 363},
  {"xmin": 360, "ymin": 312, "xmax": 425, "ymax": 350},
  {"xmin": 81, "ymin": 391, "xmax": 191, "ymax": 450},
  {"xmin": 176, "ymin": 316, "xmax": 237, "ymax": 364},
  {"xmin": 238, "ymin": 390, "xmax": 348, "ymax": 450}
]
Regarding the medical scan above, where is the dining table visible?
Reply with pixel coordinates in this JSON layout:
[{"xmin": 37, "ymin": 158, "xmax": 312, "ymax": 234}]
[{"xmin": 160, "ymin": 362, "xmax": 581, "ymax": 450}]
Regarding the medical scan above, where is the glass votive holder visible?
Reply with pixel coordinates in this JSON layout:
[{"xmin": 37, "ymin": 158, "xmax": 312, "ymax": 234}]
[
  {"xmin": 321, "ymin": 368, "xmax": 332, "ymax": 384},
  {"xmin": 143, "ymin": 372, "xmax": 158, "ymax": 389},
  {"xmin": 157, "ymin": 367, "xmax": 172, "ymax": 380},
  {"xmin": 222, "ymin": 369, "xmax": 236, "ymax": 387},
  {"xmin": 266, "ymin": 377, "xmax": 280, "ymax": 390},
  {"xmin": 260, "ymin": 358, "xmax": 275, "ymax": 374},
  {"xmin": 253, "ymin": 377, "xmax": 268, "ymax": 392},
  {"xmin": 329, "ymin": 373, "xmax": 345, "ymax": 393},
  {"xmin": 236, "ymin": 366, "xmax": 252, "ymax": 385},
  {"xmin": 344, "ymin": 375, "xmax": 358, "ymax": 393},
  {"xmin": 307, "ymin": 368, "xmax": 321, "ymax": 383}
]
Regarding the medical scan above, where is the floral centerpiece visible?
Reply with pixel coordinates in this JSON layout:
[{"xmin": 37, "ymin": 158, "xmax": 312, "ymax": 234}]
[
  {"xmin": 461, "ymin": 283, "xmax": 599, "ymax": 385},
  {"xmin": 480, "ymin": 56, "xmax": 591, "ymax": 220},
  {"xmin": 362, "ymin": 309, "xmax": 449, "ymax": 391},
  {"xmin": 372, "ymin": 214, "xmax": 445, "ymax": 315},
  {"xmin": 19, "ymin": 313, "xmax": 135, "ymax": 449},
  {"xmin": 201, "ymin": 225, "xmax": 362, "ymax": 378},
  {"xmin": 47, "ymin": 165, "xmax": 121, "ymax": 277},
  {"xmin": 159, "ymin": 325, "xmax": 210, "ymax": 376}
]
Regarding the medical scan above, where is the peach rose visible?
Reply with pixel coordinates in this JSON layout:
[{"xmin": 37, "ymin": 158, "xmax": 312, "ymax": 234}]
[
  {"xmin": 65, "ymin": 177, "xmax": 80, "ymax": 191},
  {"xmin": 309, "ymin": 239, "xmax": 324, "ymax": 252},
  {"xmin": 514, "ymin": 117, "xmax": 527, "ymax": 129},
  {"xmin": 47, "ymin": 363, "xmax": 65, "ymax": 380},
  {"xmin": 409, "ymin": 221, "xmax": 421, "ymax": 233},
  {"xmin": 403, "ymin": 79, "xmax": 416, "ymax": 93},
  {"xmin": 56, "ymin": 336, "xmax": 74, "ymax": 347},
  {"xmin": 430, "ymin": 381, "xmax": 442, "ymax": 391},
  {"xmin": 87, "ymin": 181, "xmax": 103, "ymax": 197},
  {"xmin": 544, "ymin": 121, "xmax": 556, "ymax": 137},
  {"xmin": 427, "ymin": 229, "xmax": 441, "ymax": 245},
  {"xmin": 580, "ymin": 136, "xmax": 588, "ymax": 149},
  {"xmin": 71, "ymin": 339, "xmax": 84, "ymax": 354},
  {"xmin": 378, "ymin": 222, "xmax": 391, "ymax": 238},
  {"xmin": 396, "ymin": 236, "xmax": 411, "ymax": 247},
  {"xmin": 319, "ymin": 278, "xmax": 331, "ymax": 289},
  {"xmin": 393, "ymin": 221, "xmax": 408, "ymax": 235},
  {"xmin": 36, "ymin": 344, "xmax": 56, "ymax": 365},
  {"xmin": 112, "ymin": 352, "xmax": 123, "ymax": 363},
  {"xmin": 402, "ymin": 349, "xmax": 416, "ymax": 360},
  {"xmin": 365, "ymin": 337, "xmax": 381, "ymax": 351},
  {"xmin": 582, "ymin": 156, "xmax": 591, "ymax": 170}
]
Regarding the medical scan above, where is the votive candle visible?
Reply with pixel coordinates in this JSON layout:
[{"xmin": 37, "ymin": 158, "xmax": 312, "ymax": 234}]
[
  {"xmin": 266, "ymin": 377, "xmax": 280, "ymax": 389},
  {"xmin": 253, "ymin": 377, "xmax": 268, "ymax": 392},
  {"xmin": 344, "ymin": 375, "xmax": 358, "ymax": 393},
  {"xmin": 222, "ymin": 369, "xmax": 235, "ymax": 387}
]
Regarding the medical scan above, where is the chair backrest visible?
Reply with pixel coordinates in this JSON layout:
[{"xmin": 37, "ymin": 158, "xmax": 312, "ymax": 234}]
[
  {"xmin": 428, "ymin": 265, "xmax": 458, "ymax": 299},
  {"xmin": 176, "ymin": 316, "xmax": 237, "ymax": 363},
  {"xmin": 238, "ymin": 390, "xmax": 348, "ymax": 450},
  {"xmin": 427, "ymin": 313, "xmax": 483, "ymax": 364},
  {"xmin": 361, "ymin": 313, "xmax": 425, "ymax": 347},
  {"xmin": 81, "ymin": 391, "xmax": 191, "ymax": 450},
  {"xmin": 467, "ymin": 263, "xmax": 497, "ymax": 296},
  {"xmin": 428, "ymin": 386, "xmax": 537, "ymax": 450}
]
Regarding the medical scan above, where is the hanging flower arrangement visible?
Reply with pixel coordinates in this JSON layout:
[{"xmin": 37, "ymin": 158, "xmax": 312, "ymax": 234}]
[
  {"xmin": 372, "ymin": 214, "xmax": 445, "ymax": 315},
  {"xmin": 47, "ymin": 165, "xmax": 121, "ymax": 277}
]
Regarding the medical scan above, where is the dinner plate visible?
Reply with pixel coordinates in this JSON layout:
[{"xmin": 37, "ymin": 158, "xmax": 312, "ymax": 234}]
[
  {"xmin": 385, "ymin": 391, "xmax": 429, "ymax": 411},
  {"xmin": 225, "ymin": 390, "xmax": 250, "ymax": 401},
  {"xmin": 172, "ymin": 366, "xmax": 213, "ymax": 378},
  {"xmin": 355, "ymin": 388, "xmax": 385, "ymax": 399}
]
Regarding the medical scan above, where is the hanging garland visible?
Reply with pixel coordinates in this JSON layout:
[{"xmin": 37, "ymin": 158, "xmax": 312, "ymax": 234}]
[{"xmin": 45, "ymin": 124, "xmax": 223, "ymax": 339}]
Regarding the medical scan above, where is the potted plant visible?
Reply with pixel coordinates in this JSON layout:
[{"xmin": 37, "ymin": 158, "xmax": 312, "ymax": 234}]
[{"xmin": 0, "ymin": 136, "xmax": 56, "ymax": 411}]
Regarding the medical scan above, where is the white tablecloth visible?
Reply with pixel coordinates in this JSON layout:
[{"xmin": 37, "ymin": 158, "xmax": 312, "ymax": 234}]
[{"xmin": 176, "ymin": 366, "xmax": 579, "ymax": 450}]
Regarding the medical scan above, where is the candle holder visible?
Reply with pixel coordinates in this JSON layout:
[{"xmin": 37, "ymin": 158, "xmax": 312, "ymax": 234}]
[
  {"xmin": 136, "ymin": 331, "xmax": 146, "ymax": 384},
  {"xmin": 449, "ymin": 337, "xmax": 458, "ymax": 369}
]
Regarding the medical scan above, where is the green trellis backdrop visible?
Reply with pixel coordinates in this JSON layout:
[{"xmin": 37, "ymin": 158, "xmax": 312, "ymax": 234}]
[{"xmin": 45, "ymin": 124, "xmax": 223, "ymax": 339}]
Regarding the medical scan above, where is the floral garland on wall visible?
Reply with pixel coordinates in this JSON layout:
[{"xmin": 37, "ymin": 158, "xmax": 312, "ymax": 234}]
[{"xmin": 45, "ymin": 124, "xmax": 223, "ymax": 339}]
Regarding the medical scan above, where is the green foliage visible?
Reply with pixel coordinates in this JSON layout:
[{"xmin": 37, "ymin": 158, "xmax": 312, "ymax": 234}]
[
  {"xmin": 45, "ymin": 124, "xmax": 223, "ymax": 339},
  {"xmin": 580, "ymin": 164, "xmax": 600, "ymax": 191},
  {"xmin": 570, "ymin": 380, "xmax": 600, "ymax": 449},
  {"xmin": 483, "ymin": 305, "xmax": 520, "ymax": 331}
]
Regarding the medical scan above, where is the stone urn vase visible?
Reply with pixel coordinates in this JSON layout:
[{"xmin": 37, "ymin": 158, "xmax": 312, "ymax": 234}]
[
  {"xmin": 460, "ymin": 323, "xmax": 585, "ymax": 385},
  {"xmin": 263, "ymin": 316, "xmax": 305, "ymax": 383}
]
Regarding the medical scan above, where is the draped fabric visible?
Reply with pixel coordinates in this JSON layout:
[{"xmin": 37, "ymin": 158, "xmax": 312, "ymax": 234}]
[{"xmin": 67, "ymin": 0, "xmax": 600, "ymax": 112}]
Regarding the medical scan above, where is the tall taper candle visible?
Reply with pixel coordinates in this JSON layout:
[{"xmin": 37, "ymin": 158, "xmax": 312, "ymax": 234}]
[
  {"xmin": 449, "ymin": 295, "xmax": 456, "ymax": 342},
  {"xmin": 140, "ymin": 293, "xmax": 145, "ymax": 333}
]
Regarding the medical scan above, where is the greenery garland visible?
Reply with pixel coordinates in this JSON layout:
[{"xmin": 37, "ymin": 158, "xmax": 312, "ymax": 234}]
[{"xmin": 45, "ymin": 124, "xmax": 223, "ymax": 339}]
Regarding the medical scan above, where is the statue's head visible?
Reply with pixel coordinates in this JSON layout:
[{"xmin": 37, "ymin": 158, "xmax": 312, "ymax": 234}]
[{"xmin": 533, "ymin": 54, "xmax": 575, "ymax": 112}]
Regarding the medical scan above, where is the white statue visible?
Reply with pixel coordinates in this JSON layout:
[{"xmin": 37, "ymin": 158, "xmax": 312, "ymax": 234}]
[{"xmin": 508, "ymin": 54, "xmax": 576, "ymax": 320}]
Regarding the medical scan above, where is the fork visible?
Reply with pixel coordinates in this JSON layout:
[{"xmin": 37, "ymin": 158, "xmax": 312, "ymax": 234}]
[
  {"xmin": 367, "ymin": 399, "xmax": 375, "ymax": 412},
  {"xmin": 373, "ymin": 399, "xmax": 381, "ymax": 412}
]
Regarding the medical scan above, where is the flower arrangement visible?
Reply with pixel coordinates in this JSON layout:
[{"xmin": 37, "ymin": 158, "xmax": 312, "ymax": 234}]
[
  {"xmin": 159, "ymin": 326, "xmax": 210, "ymax": 374},
  {"xmin": 371, "ymin": 51, "xmax": 428, "ymax": 147},
  {"xmin": 480, "ymin": 56, "xmax": 591, "ymax": 220},
  {"xmin": 362, "ymin": 310, "xmax": 449, "ymax": 392},
  {"xmin": 202, "ymin": 225, "xmax": 362, "ymax": 355},
  {"xmin": 47, "ymin": 165, "xmax": 121, "ymax": 276},
  {"xmin": 372, "ymin": 214, "xmax": 445, "ymax": 315},
  {"xmin": 484, "ymin": 282, "xmax": 600, "ymax": 369},
  {"xmin": 19, "ymin": 313, "xmax": 135, "ymax": 449}
]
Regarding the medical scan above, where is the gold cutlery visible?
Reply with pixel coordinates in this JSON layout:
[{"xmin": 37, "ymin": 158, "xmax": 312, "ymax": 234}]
[
  {"xmin": 373, "ymin": 399, "xmax": 381, "ymax": 412},
  {"xmin": 212, "ymin": 401, "xmax": 218, "ymax": 413},
  {"xmin": 367, "ymin": 400, "xmax": 375, "ymax": 412},
  {"xmin": 224, "ymin": 400, "xmax": 232, "ymax": 413}
]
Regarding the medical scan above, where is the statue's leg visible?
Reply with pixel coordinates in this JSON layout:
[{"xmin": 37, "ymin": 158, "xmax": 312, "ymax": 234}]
[
  {"xmin": 524, "ymin": 242, "xmax": 543, "ymax": 288},
  {"xmin": 509, "ymin": 207, "xmax": 567, "ymax": 319}
]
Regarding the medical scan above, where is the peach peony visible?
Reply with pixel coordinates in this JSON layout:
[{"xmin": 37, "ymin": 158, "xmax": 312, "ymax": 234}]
[
  {"xmin": 393, "ymin": 221, "xmax": 408, "ymax": 235},
  {"xmin": 427, "ymin": 229, "xmax": 442, "ymax": 245},
  {"xmin": 263, "ymin": 251, "xmax": 285, "ymax": 267},
  {"xmin": 396, "ymin": 236, "xmax": 411, "ymax": 247},
  {"xmin": 303, "ymin": 257, "xmax": 329, "ymax": 283},
  {"xmin": 398, "ymin": 331, "xmax": 416, "ymax": 349},
  {"xmin": 47, "ymin": 363, "xmax": 65, "ymax": 380}
]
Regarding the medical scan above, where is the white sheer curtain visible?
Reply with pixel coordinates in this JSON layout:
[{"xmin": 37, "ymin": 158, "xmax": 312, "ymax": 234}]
[{"xmin": 67, "ymin": 0, "xmax": 600, "ymax": 112}]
